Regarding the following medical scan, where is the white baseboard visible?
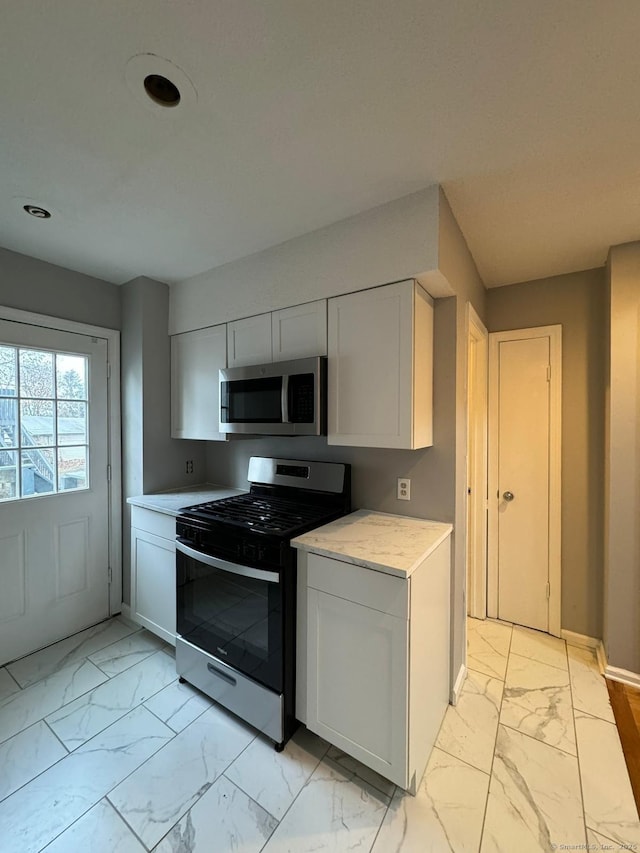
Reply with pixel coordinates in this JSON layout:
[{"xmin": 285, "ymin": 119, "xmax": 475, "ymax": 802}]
[
  {"xmin": 561, "ymin": 629, "xmax": 607, "ymax": 675},
  {"xmin": 585, "ymin": 635, "xmax": 640, "ymax": 687},
  {"xmin": 561, "ymin": 628, "xmax": 600, "ymax": 650},
  {"xmin": 451, "ymin": 664, "xmax": 467, "ymax": 706},
  {"xmin": 561, "ymin": 629, "xmax": 640, "ymax": 686},
  {"xmin": 117, "ymin": 603, "xmax": 141, "ymax": 631},
  {"xmin": 604, "ymin": 664, "xmax": 640, "ymax": 689}
]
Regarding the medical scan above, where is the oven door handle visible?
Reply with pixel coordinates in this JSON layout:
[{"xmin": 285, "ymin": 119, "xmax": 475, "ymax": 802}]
[{"xmin": 176, "ymin": 541, "xmax": 280, "ymax": 584}]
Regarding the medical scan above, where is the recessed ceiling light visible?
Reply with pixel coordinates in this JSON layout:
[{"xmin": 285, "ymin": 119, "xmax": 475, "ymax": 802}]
[
  {"xmin": 125, "ymin": 54, "xmax": 197, "ymax": 117},
  {"xmin": 144, "ymin": 74, "xmax": 181, "ymax": 107},
  {"xmin": 24, "ymin": 204, "xmax": 51, "ymax": 219}
]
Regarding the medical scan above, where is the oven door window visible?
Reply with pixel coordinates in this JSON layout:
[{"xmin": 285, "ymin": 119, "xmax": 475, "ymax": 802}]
[
  {"xmin": 221, "ymin": 377, "xmax": 283, "ymax": 423},
  {"xmin": 177, "ymin": 550, "xmax": 283, "ymax": 692}
]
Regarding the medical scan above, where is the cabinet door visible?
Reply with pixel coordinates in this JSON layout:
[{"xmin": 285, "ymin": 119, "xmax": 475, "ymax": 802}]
[
  {"xmin": 272, "ymin": 300, "xmax": 327, "ymax": 361},
  {"xmin": 327, "ymin": 281, "xmax": 414, "ymax": 448},
  {"xmin": 227, "ymin": 314, "xmax": 272, "ymax": 367},
  {"xmin": 307, "ymin": 588, "xmax": 408, "ymax": 787},
  {"xmin": 131, "ymin": 528, "xmax": 176, "ymax": 645},
  {"xmin": 171, "ymin": 325, "xmax": 227, "ymax": 441}
]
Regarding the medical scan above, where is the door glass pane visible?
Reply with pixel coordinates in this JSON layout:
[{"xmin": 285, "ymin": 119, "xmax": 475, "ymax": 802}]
[
  {"xmin": 21, "ymin": 400, "xmax": 55, "ymax": 447},
  {"xmin": 58, "ymin": 446, "xmax": 87, "ymax": 491},
  {"xmin": 57, "ymin": 401, "xmax": 87, "ymax": 445},
  {"xmin": 0, "ymin": 344, "xmax": 91, "ymax": 501},
  {"xmin": 21, "ymin": 448, "xmax": 55, "ymax": 496},
  {"xmin": 0, "ymin": 346, "xmax": 17, "ymax": 394},
  {"xmin": 0, "ymin": 449, "xmax": 18, "ymax": 500},
  {"xmin": 19, "ymin": 350, "xmax": 54, "ymax": 398},
  {"xmin": 0, "ymin": 398, "xmax": 18, "ymax": 448},
  {"xmin": 56, "ymin": 354, "xmax": 87, "ymax": 401}
]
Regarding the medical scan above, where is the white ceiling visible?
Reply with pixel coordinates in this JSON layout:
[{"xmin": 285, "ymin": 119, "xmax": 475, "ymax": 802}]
[{"xmin": 1, "ymin": 1, "xmax": 639, "ymax": 288}]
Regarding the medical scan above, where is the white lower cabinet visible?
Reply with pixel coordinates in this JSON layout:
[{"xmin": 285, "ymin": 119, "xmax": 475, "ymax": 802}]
[
  {"xmin": 308, "ymin": 588, "xmax": 409, "ymax": 780},
  {"xmin": 130, "ymin": 506, "xmax": 176, "ymax": 645},
  {"xmin": 302, "ymin": 538, "xmax": 450, "ymax": 794}
]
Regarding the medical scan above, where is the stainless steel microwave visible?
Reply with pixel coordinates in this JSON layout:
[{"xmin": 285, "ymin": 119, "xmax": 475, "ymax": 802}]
[{"xmin": 219, "ymin": 356, "xmax": 327, "ymax": 436}]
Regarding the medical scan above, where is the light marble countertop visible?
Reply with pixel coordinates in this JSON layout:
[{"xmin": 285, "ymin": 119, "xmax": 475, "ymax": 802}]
[
  {"xmin": 291, "ymin": 509, "xmax": 453, "ymax": 578},
  {"xmin": 127, "ymin": 483, "xmax": 246, "ymax": 517}
]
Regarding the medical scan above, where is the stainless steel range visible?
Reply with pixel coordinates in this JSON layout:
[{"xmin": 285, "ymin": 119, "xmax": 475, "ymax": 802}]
[{"xmin": 175, "ymin": 457, "xmax": 351, "ymax": 750}]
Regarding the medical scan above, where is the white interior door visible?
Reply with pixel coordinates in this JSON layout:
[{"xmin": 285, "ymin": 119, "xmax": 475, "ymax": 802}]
[
  {"xmin": 488, "ymin": 326, "xmax": 562, "ymax": 635},
  {"xmin": 0, "ymin": 319, "xmax": 110, "ymax": 665}
]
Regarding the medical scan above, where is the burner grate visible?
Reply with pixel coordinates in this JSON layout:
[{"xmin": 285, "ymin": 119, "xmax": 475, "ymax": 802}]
[{"xmin": 183, "ymin": 494, "xmax": 335, "ymax": 535}]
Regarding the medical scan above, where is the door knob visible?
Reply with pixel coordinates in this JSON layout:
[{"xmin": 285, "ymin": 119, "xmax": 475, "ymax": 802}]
[{"xmin": 503, "ymin": 491, "xmax": 514, "ymax": 502}]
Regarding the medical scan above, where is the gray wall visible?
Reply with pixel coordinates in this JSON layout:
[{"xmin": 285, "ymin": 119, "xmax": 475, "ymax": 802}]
[
  {"xmin": 0, "ymin": 246, "xmax": 121, "ymax": 329},
  {"xmin": 487, "ymin": 267, "xmax": 606, "ymax": 639},
  {"xmin": 170, "ymin": 186, "xmax": 442, "ymax": 334},
  {"xmin": 120, "ymin": 277, "xmax": 205, "ymax": 604}
]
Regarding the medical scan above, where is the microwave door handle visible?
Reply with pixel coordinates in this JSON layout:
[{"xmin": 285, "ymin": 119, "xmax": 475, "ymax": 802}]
[
  {"xmin": 281, "ymin": 375, "xmax": 290, "ymax": 423},
  {"xmin": 175, "ymin": 541, "xmax": 280, "ymax": 584}
]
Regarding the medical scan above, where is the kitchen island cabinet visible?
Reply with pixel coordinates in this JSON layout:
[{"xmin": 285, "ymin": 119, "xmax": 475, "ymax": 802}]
[{"xmin": 293, "ymin": 510, "xmax": 452, "ymax": 794}]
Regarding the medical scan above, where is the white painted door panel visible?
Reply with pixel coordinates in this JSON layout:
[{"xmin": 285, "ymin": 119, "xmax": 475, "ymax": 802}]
[
  {"xmin": 271, "ymin": 300, "xmax": 327, "ymax": 361},
  {"xmin": 307, "ymin": 588, "xmax": 408, "ymax": 786},
  {"xmin": 171, "ymin": 325, "xmax": 226, "ymax": 441},
  {"xmin": 227, "ymin": 314, "xmax": 272, "ymax": 367},
  {"xmin": 327, "ymin": 282, "xmax": 413, "ymax": 448},
  {"xmin": 497, "ymin": 336, "xmax": 550, "ymax": 631},
  {"xmin": 0, "ymin": 320, "xmax": 109, "ymax": 665},
  {"xmin": 131, "ymin": 527, "xmax": 176, "ymax": 645}
]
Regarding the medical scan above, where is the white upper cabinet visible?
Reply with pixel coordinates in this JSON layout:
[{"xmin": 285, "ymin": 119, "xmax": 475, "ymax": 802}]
[
  {"xmin": 171, "ymin": 324, "xmax": 227, "ymax": 441},
  {"xmin": 229, "ymin": 301, "xmax": 328, "ymax": 366},
  {"xmin": 272, "ymin": 300, "xmax": 327, "ymax": 361},
  {"xmin": 328, "ymin": 280, "xmax": 433, "ymax": 449},
  {"xmin": 227, "ymin": 313, "xmax": 272, "ymax": 367}
]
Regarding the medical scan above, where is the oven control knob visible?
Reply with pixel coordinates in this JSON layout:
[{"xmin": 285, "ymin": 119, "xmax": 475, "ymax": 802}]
[{"xmin": 243, "ymin": 543, "xmax": 256, "ymax": 560}]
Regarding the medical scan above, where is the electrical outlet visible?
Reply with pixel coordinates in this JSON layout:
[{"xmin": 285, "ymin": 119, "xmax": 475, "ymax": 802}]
[
  {"xmin": 397, "ymin": 477, "xmax": 411, "ymax": 501},
  {"xmin": 185, "ymin": 459, "xmax": 194, "ymax": 475}
]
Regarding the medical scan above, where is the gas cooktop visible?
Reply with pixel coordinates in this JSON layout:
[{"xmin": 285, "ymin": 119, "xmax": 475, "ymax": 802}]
[
  {"xmin": 180, "ymin": 493, "xmax": 340, "ymax": 536},
  {"xmin": 178, "ymin": 456, "xmax": 351, "ymax": 539}
]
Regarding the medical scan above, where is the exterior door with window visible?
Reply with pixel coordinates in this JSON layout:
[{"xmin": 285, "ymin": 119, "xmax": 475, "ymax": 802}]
[{"xmin": 0, "ymin": 320, "xmax": 110, "ymax": 665}]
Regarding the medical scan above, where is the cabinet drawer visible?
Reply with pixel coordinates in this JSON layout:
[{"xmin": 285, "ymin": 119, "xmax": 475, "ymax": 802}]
[
  {"xmin": 131, "ymin": 506, "xmax": 176, "ymax": 540},
  {"xmin": 307, "ymin": 552, "xmax": 408, "ymax": 619}
]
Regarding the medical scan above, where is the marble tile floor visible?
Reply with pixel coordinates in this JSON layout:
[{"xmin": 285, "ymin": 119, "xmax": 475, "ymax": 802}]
[{"xmin": 0, "ymin": 615, "xmax": 638, "ymax": 852}]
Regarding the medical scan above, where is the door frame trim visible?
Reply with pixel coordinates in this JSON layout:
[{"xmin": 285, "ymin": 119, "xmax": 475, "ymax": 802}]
[
  {"xmin": 0, "ymin": 306, "xmax": 122, "ymax": 615},
  {"xmin": 487, "ymin": 325, "xmax": 562, "ymax": 637},
  {"xmin": 466, "ymin": 305, "xmax": 488, "ymax": 620}
]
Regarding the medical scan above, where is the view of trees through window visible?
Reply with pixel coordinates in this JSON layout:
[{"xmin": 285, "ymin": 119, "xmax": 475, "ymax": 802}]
[{"xmin": 0, "ymin": 345, "xmax": 89, "ymax": 500}]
